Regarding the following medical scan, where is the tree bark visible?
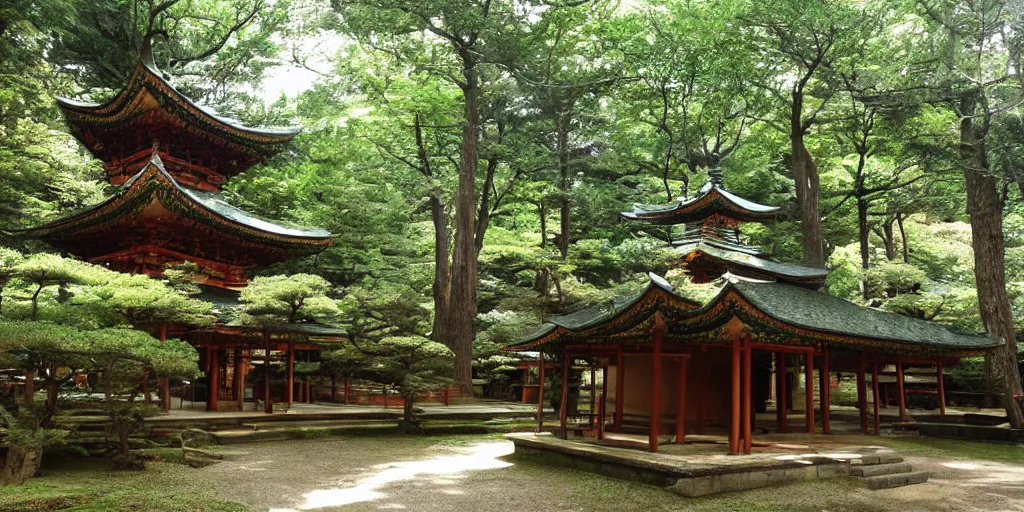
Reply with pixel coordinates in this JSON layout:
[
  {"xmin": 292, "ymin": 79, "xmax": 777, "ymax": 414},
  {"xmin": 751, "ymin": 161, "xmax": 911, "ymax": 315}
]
[
  {"xmin": 896, "ymin": 212, "xmax": 909, "ymax": 263},
  {"xmin": 960, "ymin": 95, "xmax": 1024, "ymax": 428},
  {"xmin": 790, "ymin": 90, "xmax": 824, "ymax": 268},
  {"xmin": 443, "ymin": 50, "xmax": 481, "ymax": 395},
  {"xmin": 857, "ymin": 196, "xmax": 870, "ymax": 300},
  {"xmin": 556, "ymin": 108, "xmax": 572, "ymax": 259}
]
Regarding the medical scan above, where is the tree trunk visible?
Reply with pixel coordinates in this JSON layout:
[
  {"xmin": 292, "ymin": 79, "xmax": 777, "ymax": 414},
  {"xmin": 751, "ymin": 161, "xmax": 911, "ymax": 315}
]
[
  {"xmin": 881, "ymin": 219, "xmax": 896, "ymax": 261},
  {"xmin": 0, "ymin": 445, "xmax": 41, "ymax": 486},
  {"xmin": 444, "ymin": 51, "xmax": 481, "ymax": 395},
  {"xmin": 960, "ymin": 96, "xmax": 1024, "ymax": 428},
  {"xmin": 790, "ymin": 91, "xmax": 824, "ymax": 268},
  {"xmin": 896, "ymin": 212, "xmax": 909, "ymax": 263},
  {"xmin": 857, "ymin": 195, "xmax": 870, "ymax": 300},
  {"xmin": 557, "ymin": 109, "xmax": 572, "ymax": 259}
]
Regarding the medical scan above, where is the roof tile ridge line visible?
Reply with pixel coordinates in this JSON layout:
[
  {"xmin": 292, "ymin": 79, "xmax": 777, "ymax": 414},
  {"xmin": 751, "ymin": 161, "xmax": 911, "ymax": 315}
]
[{"xmin": 54, "ymin": 61, "xmax": 147, "ymax": 112}]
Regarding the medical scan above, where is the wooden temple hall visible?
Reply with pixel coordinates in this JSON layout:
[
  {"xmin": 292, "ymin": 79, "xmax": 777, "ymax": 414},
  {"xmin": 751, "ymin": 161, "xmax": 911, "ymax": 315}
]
[
  {"xmin": 505, "ymin": 167, "xmax": 1001, "ymax": 454},
  {"xmin": 10, "ymin": 57, "xmax": 342, "ymax": 413}
]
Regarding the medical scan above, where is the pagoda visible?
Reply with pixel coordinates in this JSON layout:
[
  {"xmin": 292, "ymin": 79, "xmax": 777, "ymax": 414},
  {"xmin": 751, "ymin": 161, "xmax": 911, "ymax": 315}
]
[
  {"xmin": 11, "ymin": 58, "xmax": 341, "ymax": 413},
  {"xmin": 12, "ymin": 60, "xmax": 332, "ymax": 288},
  {"xmin": 621, "ymin": 167, "xmax": 827, "ymax": 287}
]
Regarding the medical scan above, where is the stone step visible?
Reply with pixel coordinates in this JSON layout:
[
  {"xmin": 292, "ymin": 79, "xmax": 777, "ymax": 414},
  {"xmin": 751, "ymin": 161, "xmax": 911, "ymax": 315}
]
[
  {"xmin": 850, "ymin": 462, "xmax": 913, "ymax": 478},
  {"xmin": 864, "ymin": 470, "xmax": 930, "ymax": 490},
  {"xmin": 852, "ymin": 452, "xmax": 904, "ymax": 466}
]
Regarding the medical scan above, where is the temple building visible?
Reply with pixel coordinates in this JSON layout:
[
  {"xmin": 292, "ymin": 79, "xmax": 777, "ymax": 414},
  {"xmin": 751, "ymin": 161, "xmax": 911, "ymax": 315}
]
[
  {"xmin": 11, "ymin": 59, "xmax": 341, "ymax": 413},
  {"xmin": 505, "ymin": 169, "xmax": 1000, "ymax": 454}
]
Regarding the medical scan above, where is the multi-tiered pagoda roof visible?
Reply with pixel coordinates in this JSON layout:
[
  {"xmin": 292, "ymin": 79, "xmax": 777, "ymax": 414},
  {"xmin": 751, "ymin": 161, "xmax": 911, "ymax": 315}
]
[
  {"xmin": 10, "ymin": 60, "xmax": 332, "ymax": 288},
  {"xmin": 622, "ymin": 168, "xmax": 826, "ymax": 287}
]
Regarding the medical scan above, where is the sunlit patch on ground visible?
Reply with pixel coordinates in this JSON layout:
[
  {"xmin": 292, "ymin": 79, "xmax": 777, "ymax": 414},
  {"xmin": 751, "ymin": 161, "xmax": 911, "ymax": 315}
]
[{"xmin": 269, "ymin": 441, "xmax": 514, "ymax": 511}]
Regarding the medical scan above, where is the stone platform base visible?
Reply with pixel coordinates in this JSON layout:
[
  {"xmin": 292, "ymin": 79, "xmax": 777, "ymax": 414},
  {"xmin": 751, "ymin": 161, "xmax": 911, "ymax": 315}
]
[{"xmin": 505, "ymin": 433, "xmax": 902, "ymax": 497}]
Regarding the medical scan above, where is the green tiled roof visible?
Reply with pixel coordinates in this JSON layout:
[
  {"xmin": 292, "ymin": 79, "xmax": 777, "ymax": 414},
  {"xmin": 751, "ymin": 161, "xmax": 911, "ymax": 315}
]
[
  {"xmin": 681, "ymin": 242, "xmax": 828, "ymax": 283},
  {"xmin": 622, "ymin": 181, "xmax": 780, "ymax": 225}
]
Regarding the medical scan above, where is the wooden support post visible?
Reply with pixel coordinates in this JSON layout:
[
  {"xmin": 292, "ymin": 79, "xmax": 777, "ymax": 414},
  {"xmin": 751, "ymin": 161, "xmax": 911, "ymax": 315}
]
[
  {"xmin": 232, "ymin": 348, "xmax": 241, "ymax": 402},
  {"xmin": 24, "ymin": 371, "xmax": 34, "ymax": 405},
  {"xmin": 537, "ymin": 351, "xmax": 546, "ymax": 433},
  {"xmin": 742, "ymin": 338, "xmax": 752, "ymax": 454},
  {"xmin": 236, "ymin": 352, "xmax": 246, "ymax": 411},
  {"xmin": 805, "ymin": 349, "xmax": 814, "ymax": 434},
  {"xmin": 729, "ymin": 337, "xmax": 741, "ymax": 455},
  {"xmin": 614, "ymin": 347, "xmax": 624, "ymax": 433},
  {"xmin": 676, "ymin": 357, "xmax": 687, "ymax": 446},
  {"xmin": 820, "ymin": 347, "xmax": 830, "ymax": 435},
  {"xmin": 142, "ymin": 369, "xmax": 151, "ymax": 405},
  {"xmin": 778, "ymin": 353, "xmax": 788, "ymax": 433},
  {"xmin": 263, "ymin": 330, "xmax": 272, "ymax": 414},
  {"xmin": 872, "ymin": 354, "xmax": 881, "ymax": 435},
  {"xmin": 559, "ymin": 355, "xmax": 569, "ymax": 440},
  {"xmin": 344, "ymin": 376, "xmax": 351, "ymax": 404},
  {"xmin": 775, "ymin": 352, "xmax": 783, "ymax": 431},
  {"xmin": 857, "ymin": 352, "xmax": 868, "ymax": 434},
  {"xmin": 697, "ymin": 357, "xmax": 705, "ymax": 435},
  {"xmin": 937, "ymin": 360, "xmax": 946, "ymax": 417},
  {"xmin": 589, "ymin": 362, "xmax": 597, "ymax": 430},
  {"xmin": 331, "ymin": 375, "xmax": 337, "ymax": 402},
  {"xmin": 207, "ymin": 349, "xmax": 220, "ymax": 411},
  {"xmin": 599, "ymin": 364, "xmax": 608, "ymax": 440},
  {"xmin": 896, "ymin": 358, "xmax": 907, "ymax": 422},
  {"xmin": 287, "ymin": 342, "xmax": 295, "ymax": 406},
  {"xmin": 650, "ymin": 326, "xmax": 663, "ymax": 453}
]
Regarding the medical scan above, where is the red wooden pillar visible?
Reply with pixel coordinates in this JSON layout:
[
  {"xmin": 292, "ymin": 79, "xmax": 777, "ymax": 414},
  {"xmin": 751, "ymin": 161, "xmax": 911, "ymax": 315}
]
[
  {"xmin": 649, "ymin": 327, "xmax": 663, "ymax": 453},
  {"xmin": 676, "ymin": 357, "xmax": 688, "ymax": 446},
  {"xmin": 896, "ymin": 357, "xmax": 907, "ymax": 422},
  {"xmin": 536, "ymin": 351, "xmax": 546, "ymax": 433},
  {"xmin": 589, "ymin": 362, "xmax": 597, "ymax": 430},
  {"xmin": 777, "ymin": 352, "xmax": 788, "ymax": 433},
  {"xmin": 286, "ymin": 342, "xmax": 295, "ymax": 406},
  {"xmin": 598, "ymin": 364, "xmax": 608, "ymax": 440},
  {"xmin": 937, "ymin": 360, "xmax": 946, "ymax": 417},
  {"xmin": 742, "ymin": 338, "xmax": 752, "ymax": 454},
  {"xmin": 263, "ymin": 330, "xmax": 273, "ymax": 414},
  {"xmin": 207, "ymin": 349, "xmax": 220, "ymax": 411},
  {"xmin": 820, "ymin": 347, "xmax": 830, "ymax": 434},
  {"xmin": 804, "ymin": 349, "xmax": 814, "ymax": 434},
  {"xmin": 857, "ymin": 352, "xmax": 868, "ymax": 434},
  {"xmin": 559, "ymin": 354, "xmax": 569, "ymax": 439},
  {"xmin": 872, "ymin": 354, "xmax": 881, "ymax": 435},
  {"xmin": 614, "ymin": 347, "xmax": 624, "ymax": 432},
  {"xmin": 729, "ymin": 337, "xmax": 741, "ymax": 455}
]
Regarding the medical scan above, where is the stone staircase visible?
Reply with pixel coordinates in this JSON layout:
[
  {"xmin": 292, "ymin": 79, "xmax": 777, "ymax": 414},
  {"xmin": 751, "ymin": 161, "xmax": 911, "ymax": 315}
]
[{"xmin": 850, "ymin": 452, "xmax": 929, "ymax": 489}]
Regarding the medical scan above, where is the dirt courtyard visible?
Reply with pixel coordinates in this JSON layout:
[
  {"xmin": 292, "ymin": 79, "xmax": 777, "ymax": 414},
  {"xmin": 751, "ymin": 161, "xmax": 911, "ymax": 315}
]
[{"xmin": 200, "ymin": 435, "xmax": 1024, "ymax": 512}]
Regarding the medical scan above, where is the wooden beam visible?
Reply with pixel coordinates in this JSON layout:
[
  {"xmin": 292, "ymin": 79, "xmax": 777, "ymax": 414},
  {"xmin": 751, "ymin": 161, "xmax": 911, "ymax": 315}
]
[
  {"xmin": 676, "ymin": 357, "xmax": 688, "ymax": 446},
  {"xmin": 857, "ymin": 352, "xmax": 868, "ymax": 434},
  {"xmin": 729, "ymin": 337, "xmax": 741, "ymax": 455},
  {"xmin": 650, "ymin": 327, "xmax": 663, "ymax": 453},
  {"xmin": 536, "ymin": 351, "xmax": 546, "ymax": 433},
  {"xmin": 896, "ymin": 357, "xmax": 907, "ymax": 422},
  {"xmin": 937, "ymin": 360, "xmax": 946, "ymax": 417},
  {"xmin": 615, "ymin": 347, "xmax": 624, "ymax": 433},
  {"xmin": 805, "ymin": 349, "xmax": 814, "ymax": 434}
]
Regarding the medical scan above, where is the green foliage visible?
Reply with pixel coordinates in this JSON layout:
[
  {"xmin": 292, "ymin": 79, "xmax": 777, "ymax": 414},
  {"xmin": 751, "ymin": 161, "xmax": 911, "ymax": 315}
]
[{"xmin": 240, "ymin": 273, "xmax": 339, "ymax": 325}]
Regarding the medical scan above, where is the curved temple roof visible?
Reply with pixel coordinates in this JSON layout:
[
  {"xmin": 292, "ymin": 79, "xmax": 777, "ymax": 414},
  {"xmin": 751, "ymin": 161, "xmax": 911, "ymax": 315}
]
[
  {"xmin": 621, "ymin": 181, "xmax": 780, "ymax": 225},
  {"xmin": 505, "ymin": 274, "xmax": 1000, "ymax": 357},
  {"xmin": 7, "ymin": 152, "xmax": 332, "ymax": 263},
  {"xmin": 55, "ymin": 61, "xmax": 301, "ymax": 182},
  {"xmin": 676, "ymin": 241, "xmax": 828, "ymax": 286}
]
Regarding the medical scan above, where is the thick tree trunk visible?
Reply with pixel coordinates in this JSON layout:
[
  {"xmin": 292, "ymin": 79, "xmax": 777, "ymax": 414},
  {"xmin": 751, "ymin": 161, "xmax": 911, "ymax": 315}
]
[
  {"xmin": 881, "ymin": 220, "xmax": 896, "ymax": 261},
  {"xmin": 896, "ymin": 212, "xmax": 909, "ymax": 263},
  {"xmin": 790, "ymin": 91, "xmax": 824, "ymax": 268},
  {"xmin": 857, "ymin": 195, "xmax": 870, "ymax": 300},
  {"xmin": 444, "ymin": 53, "xmax": 481, "ymax": 395},
  {"xmin": 429, "ymin": 196, "xmax": 451, "ymax": 341},
  {"xmin": 557, "ymin": 109, "xmax": 572, "ymax": 259},
  {"xmin": 960, "ymin": 97, "xmax": 1024, "ymax": 428}
]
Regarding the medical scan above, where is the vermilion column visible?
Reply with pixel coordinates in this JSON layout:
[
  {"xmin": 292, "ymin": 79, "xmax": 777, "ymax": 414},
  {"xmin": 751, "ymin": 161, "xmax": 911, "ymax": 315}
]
[
  {"xmin": 559, "ymin": 355, "xmax": 569, "ymax": 439},
  {"xmin": 536, "ymin": 351, "xmax": 546, "ymax": 433},
  {"xmin": 207, "ymin": 349, "xmax": 220, "ymax": 411},
  {"xmin": 599, "ymin": 364, "xmax": 608, "ymax": 440},
  {"xmin": 263, "ymin": 330, "xmax": 273, "ymax": 414},
  {"xmin": 872, "ymin": 354, "xmax": 881, "ymax": 435},
  {"xmin": 676, "ymin": 357, "xmax": 688, "ymax": 446},
  {"xmin": 937, "ymin": 360, "xmax": 946, "ymax": 417},
  {"xmin": 857, "ymin": 352, "xmax": 868, "ymax": 434},
  {"xmin": 614, "ymin": 348, "xmax": 624, "ymax": 432},
  {"xmin": 805, "ymin": 350, "xmax": 814, "ymax": 434},
  {"xmin": 896, "ymin": 358, "xmax": 907, "ymax": 422},
  {"xmin": 649, "ymin": 328, "xmax": 663, "ymax": 453},
  {"xmin": 778, "ymin": 353, "xmax": 788, "ymax": 433},
  {"xmin": 729, "ymin": 337, "xmax": 741, "ymax": 455},
  {"xmin": 742, "ymin": 338, "xmax": 752, "ymax": 454},
  {"xmin": 820, "ymin": 348, "xmax": 830, "ymax": 434},
  {"xmin": 287, "ymin": 342, "xmax": 295, "ymax": 406}
]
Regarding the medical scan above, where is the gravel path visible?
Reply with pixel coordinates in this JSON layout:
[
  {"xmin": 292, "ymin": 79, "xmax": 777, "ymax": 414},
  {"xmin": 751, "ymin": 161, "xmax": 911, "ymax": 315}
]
[{"xmin": 201, "ymin": 436, "xmax": 1024, "ymax": 512}]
